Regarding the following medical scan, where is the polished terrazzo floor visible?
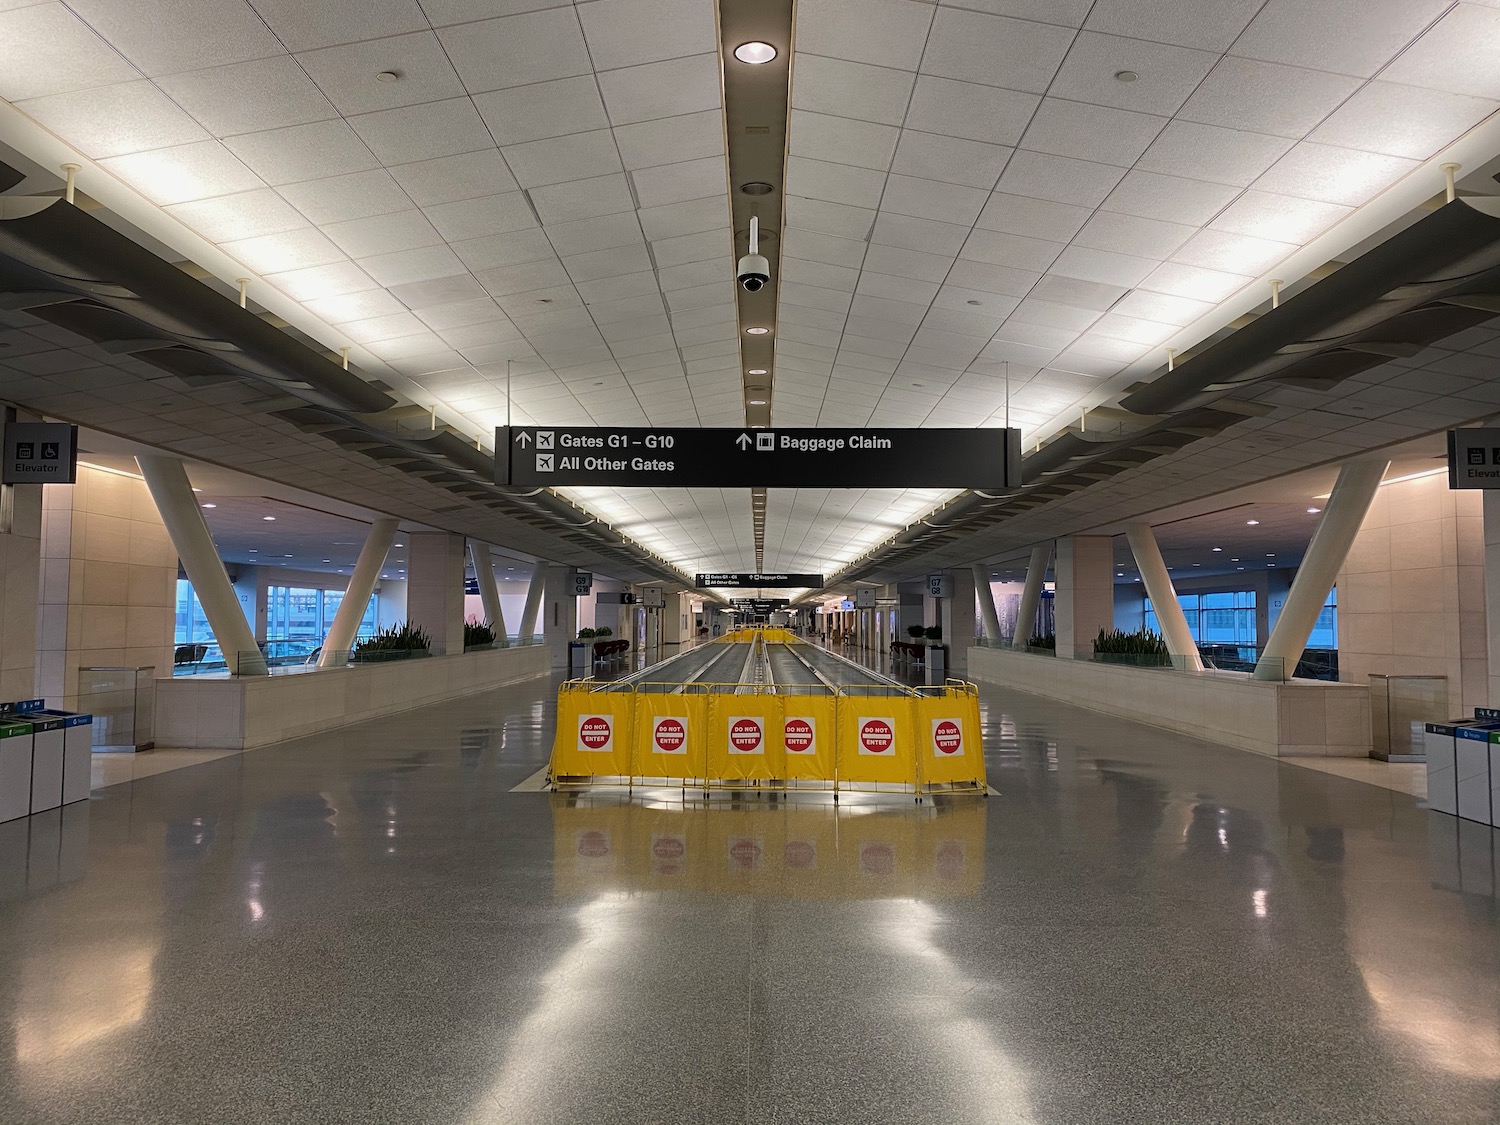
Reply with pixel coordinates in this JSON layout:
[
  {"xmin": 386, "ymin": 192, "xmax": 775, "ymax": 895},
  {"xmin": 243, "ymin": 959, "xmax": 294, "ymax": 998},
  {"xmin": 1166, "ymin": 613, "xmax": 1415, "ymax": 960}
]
[{"xmin": 3, "ymin": 657, "xmax": 1497, "ymax": 1124}]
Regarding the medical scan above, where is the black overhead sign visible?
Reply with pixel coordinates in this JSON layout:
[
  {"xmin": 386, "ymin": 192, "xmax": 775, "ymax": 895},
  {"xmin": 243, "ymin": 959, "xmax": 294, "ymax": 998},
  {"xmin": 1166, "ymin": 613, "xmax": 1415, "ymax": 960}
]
[
  {"xmin": 732, "ymin": 598, "xmax": 789, "ymax": 614},
  {"xmin": 696, "ymin": 573, "xmax": 823, "ymax": 588},
  {"xmin": 496, "ymin": 426, "xmax": 1021, "ymax": 489}
]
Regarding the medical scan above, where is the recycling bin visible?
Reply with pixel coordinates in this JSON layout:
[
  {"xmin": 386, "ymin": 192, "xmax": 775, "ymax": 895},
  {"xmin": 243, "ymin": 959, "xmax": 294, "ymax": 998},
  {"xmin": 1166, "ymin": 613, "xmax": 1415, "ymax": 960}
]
[
  {"xmin": 1425, "ymin": 721, "xmax": 1464, "ymax": 815},
  {"xmin": 1454, "ymin": 723, "xmax": 1500, "ymax": 824},
  {"xmin": 0, "ymin": 720, "xmax": 33, "ymax": 823},
  {"xmin": 17, "ymin": 705, "xmax": 93, "ymax": 804}
]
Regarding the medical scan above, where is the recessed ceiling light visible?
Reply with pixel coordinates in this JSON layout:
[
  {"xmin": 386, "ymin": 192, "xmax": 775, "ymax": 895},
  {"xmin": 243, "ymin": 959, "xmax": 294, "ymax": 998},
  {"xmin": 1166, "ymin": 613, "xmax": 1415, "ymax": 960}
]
[
  {"xmin": 1211, "ymin": 546, "xmax": 1222, "ymax": 552},
  {"xmin": 394, "ymin": 542, "xmax": 404, "ymax": 547},
  {"xmin": 734, "ymin": 41, "xmax": 777, "ymax": 64},
  {"xmin": 1115, "ymin": 70, "xmax": 1138, "ymax": 82},
  {"xmin": 740, "ymin": 181, "xmax": 774, "ymax": 195},
  {"xmin": 747, "ymin": 368, "xmax": 767, "ymax": 375},
  {"xmin": 746, "ymin": 326, "xmax": 769, "ymax": 335},
  {"xmin": 249, "ymin": 549, "xmax": 258, "ymax": 554},
  {"xmin": 1307, "ymin": 507, "xmax": 1321, "ymax": 513},
  {"xmin": 201, "ymin": 503, "xmax": 216, "ymax": 509},
  {"xmin": 263, "ymin": 515, "xmax": 276, "ymax": 521},
  {"xmin": 1245, "ymin": 519, "xmax": 1259, "ymax": 525},
  {"xmin": 376, "ymin": 70, "xmax": 401, "ymax": 82},
  {"xmin": 1266, "ymin": 553, "xmax": 1275, "ymax": 557},
  {"xmin": 284, "ymin": 554, "xmax": 293, "ymax": 558},
  {"xmin": 748, "ymin": 398, "xmax": 767, "ymax": 405},
  {"xmin": 322, "ymin": 559, "xmax": 331, "ymax": 564}
]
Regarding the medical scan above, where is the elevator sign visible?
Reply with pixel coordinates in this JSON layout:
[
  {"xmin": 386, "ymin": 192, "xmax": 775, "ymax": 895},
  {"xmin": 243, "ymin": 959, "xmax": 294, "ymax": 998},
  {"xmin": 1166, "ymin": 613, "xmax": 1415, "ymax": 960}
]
[
  {"xmin": 498, "ymin": 426, "xmax": 1020, "ymax": 489},
  {"xmin": 2, "ymin": 423, "xmax": 77, "ymax": 485},
  {"xmin": 1448, "ymin": 429, "xmax": 1500, "ymax": 488}
]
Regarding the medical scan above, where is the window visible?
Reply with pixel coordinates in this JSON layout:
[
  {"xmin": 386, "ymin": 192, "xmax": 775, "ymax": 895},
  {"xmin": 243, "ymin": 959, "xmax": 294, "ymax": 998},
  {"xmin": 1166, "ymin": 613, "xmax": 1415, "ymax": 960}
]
[
  {"xmin": 174, "ymin": 579, "xmax": 213, "ymax": 645},
  {"xmin": 1145, "ymin": 590, "xmax": 1257, "ymax": 646},
  {"xmin": 266, "ymin": 585, "xmax": 377, "ymax": 641},
  {"xmin": 1307, "ymin": 589, "xmax": 1337, "ymax": 648}
]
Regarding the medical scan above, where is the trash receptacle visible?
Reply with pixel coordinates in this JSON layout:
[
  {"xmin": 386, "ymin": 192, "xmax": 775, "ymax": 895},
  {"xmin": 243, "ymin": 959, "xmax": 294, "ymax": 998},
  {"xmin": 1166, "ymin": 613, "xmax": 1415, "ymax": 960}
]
[
  {"xmin": 0, "ymin": 720, "xmax": 33, "ymax": 823},
  {"xmin": 1426, "ymin": 721, "xmax": 1463, "ymax": 815},
  {"xmin": 568, "ymin": 640, "xmax": 587, "ymax": 676},
  {"xmin": 1455, "ymin": 723, "xmax": 1500, "ymax": 824},
  {"xmin": 16, "ymin": 704, "xmax": 93, "ymax": 805}
]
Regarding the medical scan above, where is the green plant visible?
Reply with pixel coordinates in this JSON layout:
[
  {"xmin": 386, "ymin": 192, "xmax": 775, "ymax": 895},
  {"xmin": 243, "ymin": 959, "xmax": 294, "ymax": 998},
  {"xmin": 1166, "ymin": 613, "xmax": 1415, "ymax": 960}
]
[
  {"xmin": 577, "ymin": 627, "xmax": 597, "ymax": 640},
  {"xmin": 594, "ymin": 625, "xmax": 612, "ymax": 638},
  {"xmin": 1028, "ymin": 631, "xmax": 1055, "ymax": 650},
  {"xmin": 351, "ymin": 621, "xmax": 431, "ymax": 660},
  {"xmin": 906, "ymin": 624, "xmax": 927, "ymax": 639},
  {"xmin": 464, "ymin": 619, "xmax": 495, "ymax": 647},
  {"xmin": 1092, "ymin": 627, "xmax": 1169, "ymax": 657},
  {"xmin": 924, "ymin": 624, "xmax": 943, "ymax": 642}
]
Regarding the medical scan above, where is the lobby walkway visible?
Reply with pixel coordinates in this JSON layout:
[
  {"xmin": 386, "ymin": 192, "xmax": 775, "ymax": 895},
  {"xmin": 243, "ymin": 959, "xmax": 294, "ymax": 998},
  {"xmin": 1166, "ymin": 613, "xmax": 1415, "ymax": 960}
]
[{"xmin": 2, "ymin": 667, "xmax": 1496, "ymax": 1124}]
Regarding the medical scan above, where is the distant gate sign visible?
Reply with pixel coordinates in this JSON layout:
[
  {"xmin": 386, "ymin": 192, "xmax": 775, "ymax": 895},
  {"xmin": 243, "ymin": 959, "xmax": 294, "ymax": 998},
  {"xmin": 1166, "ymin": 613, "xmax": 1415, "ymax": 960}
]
[
  {"xmin": 696, "ymin": 573, "xmax": 823, "ymax": 588},
  {"xmin": 1448, "ymin": 429, "xmax": 1500, "ymax": 488},
  {"xmin": 572, "ymin": 571, "xmax": 593, "ymax": 595},
  {"xmin": 3, "ymin": 422, "xmax": 77, "ymax": 485},
  {"xmin": 927, "ymin": 573, "xmax": 953, "ymax": 598},
  {"xmin": 499, "ymin": 426, "xmax": 1020, "ymax": 488}
]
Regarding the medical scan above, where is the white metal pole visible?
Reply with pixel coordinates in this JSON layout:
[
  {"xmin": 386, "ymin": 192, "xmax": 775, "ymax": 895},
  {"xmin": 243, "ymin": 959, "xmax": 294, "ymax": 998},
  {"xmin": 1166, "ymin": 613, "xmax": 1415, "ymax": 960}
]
[
  {"xmin": 972, "ymin": 563, "xmax": 1002, "ymax": 645},
  {"xmin": 1124, "ymin": 522, "xmax": 1203, "ymax": 672},
  {"xmin": 319, "ymin": 517, "xmax": 397, "ymax": 666},
  {"xmin": 1011, "ymin": 543, "xmax": 1052, "ymax": 650}
]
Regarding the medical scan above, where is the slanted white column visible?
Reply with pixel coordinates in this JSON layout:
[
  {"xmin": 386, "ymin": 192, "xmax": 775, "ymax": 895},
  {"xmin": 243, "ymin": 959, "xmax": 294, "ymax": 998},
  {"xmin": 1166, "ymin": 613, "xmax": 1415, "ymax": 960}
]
[
  {"xmin": 1055, "ymin": 536, "xmax": 1113, "ymax": 660},
  {"xmin": 468, "ymin": 540, "xmax": 508, "ymax": 647},
  {"xmin": 973, "ymin": 564, "xmax": 1001, "ymax": 644},
  {"xmin": 319, "ymin": 517, "xmax": 396, "ymax": 667},
  {"xmin": 1256, "ymin": 459, "xmax": 1388, "ymax": 681},
  {"xmin": 137, "ymin": 455, "xmax": 266, "ymax": 676},
  {"xmin": 1012, "ymin": 543, "xmax": 1053, "ymax": 650},
  {"xmin": 519, "ymin": 562, "xmax": 545, "ymax": 643},
  {"xmin": 1124, "ymin": 522, "xmax": 1203, "ymax": 672}
]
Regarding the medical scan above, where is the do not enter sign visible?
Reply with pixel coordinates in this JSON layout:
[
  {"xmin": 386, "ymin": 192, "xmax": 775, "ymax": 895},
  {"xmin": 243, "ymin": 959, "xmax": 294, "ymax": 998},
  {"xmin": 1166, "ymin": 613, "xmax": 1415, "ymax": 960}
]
[
  {"xmin": 653, "ymin": 716, "xmax": 688, "ymax": 754},
  {"xmin": 727, "ymin": 716, "xmax": 764, "ymax": 754},
  {"xmin": 858, "ymin": 717, "xmax": 895, "ymax": 755},
  {"xmin": 784, "ymin": 716, "xmax": 815, "ymax": 754},
  {"xmin": 578, "ymin": 714, "xmax": 612, "ymax": 752},
  {"xmin": 933, "ymin": 719, "xmax": 963, "ymax": 756}
]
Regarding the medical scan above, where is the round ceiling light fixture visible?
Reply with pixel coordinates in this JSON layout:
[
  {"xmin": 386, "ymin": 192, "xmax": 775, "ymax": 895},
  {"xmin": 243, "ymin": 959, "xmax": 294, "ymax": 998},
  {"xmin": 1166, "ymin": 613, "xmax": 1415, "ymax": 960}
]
[
  {"xmin": 747, "ymin": 368, "xmax": 767, "ymax": 375},
  {"xmin": 1114, "ymin": 70, "xmax": 1139, "ymax": 82},
  {"xmin": 748, "ymin": 398, "xmax": 767, "ymax": 405},
  {"xmin": 740, "ymin": 181, "xmax": 775, "ymax": 195},
  {"xmin": 734, "ymin": 42, "xmax": 777, "ymax": 64},
  {"xmin": 376, "ymin": 70, "xmax": 402, "ymax": 83},
  {"xmin": 746, "ymin": 326, "xmax": 770, "ymax": 335}
]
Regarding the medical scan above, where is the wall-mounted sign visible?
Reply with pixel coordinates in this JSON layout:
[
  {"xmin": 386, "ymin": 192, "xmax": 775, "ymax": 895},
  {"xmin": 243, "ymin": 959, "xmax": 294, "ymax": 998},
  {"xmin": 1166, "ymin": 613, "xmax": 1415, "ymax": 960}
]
[
  {"xmin": 1448, "ymin": 429, "xmax": 1500, "ymax": 488},
  {"xmin": 855, "ymin": 587, "xmax": 878, "ymax": 608},
  {"xmin": 641, "ymin": 585, "xmax": 664, "ymax": 608},
  {"xmin": 695, "ymin": 572, "xmax": 823, "ymax": 588},
  {"xmin": 499, "ymin": 426, "xmax": 1020, "ymax": 489},
  {"xmin": 572, "ymin": 571, "xmax": 593, "ymax": 595},
  {"xmin": 928, "ymin": 573, "xmax": 953, "ymax": 598},
  {"xmin": 2, "ymin": 422, "xmax": 77, "ymax": 485}
]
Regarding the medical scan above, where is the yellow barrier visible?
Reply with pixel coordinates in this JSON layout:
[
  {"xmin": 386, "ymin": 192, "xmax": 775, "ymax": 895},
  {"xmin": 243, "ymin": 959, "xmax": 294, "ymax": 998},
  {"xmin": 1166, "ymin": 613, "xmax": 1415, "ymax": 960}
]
[
  {"xmin": 631, "ymin": 691, "xmax": 709, "ymax": 781},
  {"xmin": 705, "ymin": 692, "xmax": 785, "ymax": 783},
  {"xmin": 835, "ymin": 694, "xmax": 920, "ymax": 789},
  {"xmin": 551, "ymin": 684, "xmax": 635, "ymax": 779},
  {"xmin": 780, "ymin": 693, "xmax": 838, "ymax": 786},
  {"xmin": 916, "ymin": 684, "xmax": 986, "ymax": 791}
]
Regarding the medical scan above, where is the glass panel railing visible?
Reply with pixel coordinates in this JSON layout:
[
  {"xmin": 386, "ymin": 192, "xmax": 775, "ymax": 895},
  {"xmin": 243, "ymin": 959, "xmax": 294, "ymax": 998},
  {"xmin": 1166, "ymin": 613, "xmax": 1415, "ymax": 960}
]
[{"xmin": 78, "ymin": 666, "xmax": 155, "ymax": 751}]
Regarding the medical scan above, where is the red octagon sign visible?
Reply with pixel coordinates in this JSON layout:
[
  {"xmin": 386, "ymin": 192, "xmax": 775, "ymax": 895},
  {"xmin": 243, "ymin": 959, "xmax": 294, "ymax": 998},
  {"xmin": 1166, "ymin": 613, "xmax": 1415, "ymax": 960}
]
[
  {"xmin": 860, "ymin": 718, "xmax": 894, "ymax": 754},
  {"xmin": 654, "ymin": 717, "xmax": 686, "ymax": 752},
  {"xmin": 579, "ymin": 715, "xmax": 611, "ymax": 750},
  {"xmin": 934, "ymin": 719, "xmax": 962, "ymax": 755}
]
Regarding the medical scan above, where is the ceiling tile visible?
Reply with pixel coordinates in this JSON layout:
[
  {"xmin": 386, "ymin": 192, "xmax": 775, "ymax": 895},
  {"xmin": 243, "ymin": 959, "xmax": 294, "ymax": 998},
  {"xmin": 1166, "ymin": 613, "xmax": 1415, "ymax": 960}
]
[
  {"xmin": 576, "ymin": 0, "xmax": 718, "ymax": 71},
  {"xmin": 549, "ymin": 213, "xmax": 645, "ymax": 257},
  {"xmin": 277, "ymin": 168, "xmax": 410, "ymax": 225},
  {"xmin": 1074, "ymin": 211, "xmax": 1195, "ymax": 258},
  {"xmin": 424, "ymin": 192, "xmax": 540, "ymax": 240},
  {"xmin": 947, "ymin": 259, "xmax": 1041, "ymax": 297},
  {"xmin": 1027, "ymin": 274, "xmax": 1128, "ymax": 310},
  {"xmin": 786, "ymin": 196, "xmax": 876, "ymax": 240},
  {"xmin": 165, "ymin": 188, "xmax": 307, "ymax": 242},
  {"xmin": 438, "ymin": 8, "xmax": 592, "ymax": 93},
  {"xmin": 891, "ymin": 131, "xmax": 1011, "ymax": 190},
  {"xmin": 976, "ymin": 192, "xmax": 1091, "ymax": 241},
  {"xmin": 1139, "ymin": 260, "xmax": 1251, "ymax": 302},
  {"xmin": 861, "ymin": 244, "xmax": 951, "ymax": 283},
  {"xmin": 263, "ymin": 260, "xmax": 379, "ymax": 301},
  {"xmin": 1179, "ymin": 57, "xmax": 1362, "ymax": 138},
  {"xmin": 631, "ymin": 155, "xmax": 727, "ymax": 209},
  {"xmin": 903, "ymin": 74, "xmax": 1039, "ymax": 145},
  {"xmin": 1209, "ymin": 190, "xmax": 1350, "ymax": 243},
  {"xmin": 996, "ymin": 150, "xmax": 1126, "ymax": 207},
  {"xmin": 796, "ymin": 0, "xmax": 934, "ymax": 71},
  {"xmin": 246, "ymin": 0, "xmax": 427, "ymax": 51},
  {"xmin": 156, "ymin": 55, "xmax": 337, "ymax": 136},
  {"xmin": 500, "ymin": 129, "xmax": 621, "ymax": 188},
  {"xmin": 1100, "ymin": 169, "xmax": 1239, "ymax": 225},
  {"xmin": 224, "ymin": 119, "xmax": 380, "ymax": 186},
  {"xmin": 961, "ymin": 229, "xmax": 1064, "ymax": 272},
  {"xmin": 1020, "ymin": 98, "xmax": 1166, "ymax": 166},
  {"xmin": 1050, "ymin": 32, "xmax": 1219, "ymax": 116},
  {"xmin": 1253, "ymin": 142, "xmax": 1417, "ymax": 206},
  {"xmin": 1011, "ymin": 298, "xmax": 1100, "ymax": 331},
  {"xmin": 782, "ymin": 228, "xmax": 869, "ymax": 269},
  {"xmin": 614, "ymin": 109, "xmax": 724, "ymax": 170},
  {"xmin": 415, "ymin": 295, "xmax": 510, "ymax": 329},
  {"xmin": 787, "ymin": 110, "xmax": 899, "ymax": 171},
  {"xmin": 0, "ymin": 4, "xmax": 138, "ymax": 101},
  {"xmin": 529, "ymin": 173, "xmax": 636, "ymax": 223},
  {"xmin": 1383, "ymin": 4, "xmax": 1500, "ymax": 100},
  {"xmin": 1082, "ymin": 0, "xmax": 1262, "ymax": 51},
  {"xmin": 1308, "ymin": 80, "xmax": 1498, "ymax": 160},
  {"xmin": 872, "ymin": 213, "xmax": 971, "ymax": 256},
  {"xmin": 389, "ymin": 149, "xmax": 519, "ymax": 206},
  {"xmin": 18, "ymin": 80, "xmax": 207, "ymax": 158},
  {"xmin": 473, "ymin": 75, "xmax": 608, "ymax": 147},
  {"xmin": 1109, "ymin": 289, "xmax": 1214, "ymax": 326},
  {"xmin": 295, "ymin": 31, "xmax": 465, "ymax": 116},
  {"xmin": 1232, "ymin": 0, "xmax": 1451, "ymax": 79},
  {"xmin": 1137, "ymin": 121, "xmax": 1293, "ymax": 187},
  {"xmin": 348, "ymin": 98, "xmax": 493, "ymax": 164},
  {"xmin": 598, "ymin": 52, "xmax": 720, "ymax": 126},
  {"xmin": 638, "ymin": 196, "xmax": 725, "ymax": 240},
  {"xmin": 564, "ymin": 244, "xmax": 654, "ymax": 283},
  {"xmin": 221, "ymin": 227, "xmax": 346, "ymax": 273},
  {"xmin": 359, "ymin": 244, "xmax": 466, "ymax": 286},
  {"xmin": 305, "ymin": 288, "xmax": 408, "ymax": 324},
  {"xmin": 325, "ymin": 209, "xmax": 442, "ymax": 258},
  {"xmin": 99, "ymin": 140, "xmax": 263, "ymax": 204},
  {"xmin": 65, "ymin": 0, "xmax": 281, "ymax": 75},
  {"xmin": 1052, "ymin": 245, "xmax": 1157, "ymax": 287},
  {"xmin": 792, "ymin": 54, "xmax": 915, "ymax": 127},
  {"xmin": 921, "ymin": 8, "xmax": 1073, "ymax": 93},
  {"xmin": 388, "ymin": 274, "xmax": 489, "ymax": 310},
  {"xmin": 880, "ymin": 174, "xmax": 988, "ymax": 224},
  {"xmin": 785, "ymin": 156, "xmax": 886, "ymax": 209}
]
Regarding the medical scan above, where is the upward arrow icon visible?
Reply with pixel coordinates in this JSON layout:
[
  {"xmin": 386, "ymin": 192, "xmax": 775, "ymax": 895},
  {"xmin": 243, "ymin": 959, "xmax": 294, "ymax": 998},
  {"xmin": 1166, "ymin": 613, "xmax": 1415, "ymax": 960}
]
[
  {"xmin": 736, "ymin": 433, "xmax": 752, "ymax": 450},
  {"xmin": 516, "ymin": 431, "xmax": 533, "ymax": 447}
]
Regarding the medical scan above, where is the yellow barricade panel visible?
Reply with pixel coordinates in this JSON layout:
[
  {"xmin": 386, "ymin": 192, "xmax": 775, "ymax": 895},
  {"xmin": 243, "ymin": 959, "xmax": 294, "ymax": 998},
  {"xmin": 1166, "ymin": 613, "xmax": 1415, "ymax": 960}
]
[
  {"xmin": 916, "ymin": 689, "xmax": 986, "ymax": 788},
  {"xmin": 632, "ymin": 693, "xmax": 709, "ymax": 781},
  {"xmin": 780, "ymin": 695, "xmax": 838, "ymax": 783},
  {"xmin": 551, "ymin": 688, "xmax": 635, "ymax": 778},
  {"xmin": 836, "ymin": 695, "xmax": 920, "ymax": 787},
  {"xmin": 706, "ymin": 693, "xmax": 785, "ymax": 782}
]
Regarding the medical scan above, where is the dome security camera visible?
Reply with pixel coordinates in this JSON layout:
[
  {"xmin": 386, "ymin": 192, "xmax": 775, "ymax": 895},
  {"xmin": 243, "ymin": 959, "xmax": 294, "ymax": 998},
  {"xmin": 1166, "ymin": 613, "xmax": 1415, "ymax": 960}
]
[{"xmin": 738, "ymin": 216, "xmax": 770, "ymax": 292}]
